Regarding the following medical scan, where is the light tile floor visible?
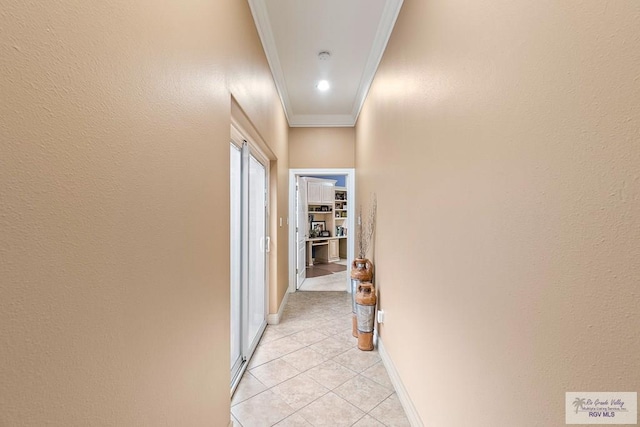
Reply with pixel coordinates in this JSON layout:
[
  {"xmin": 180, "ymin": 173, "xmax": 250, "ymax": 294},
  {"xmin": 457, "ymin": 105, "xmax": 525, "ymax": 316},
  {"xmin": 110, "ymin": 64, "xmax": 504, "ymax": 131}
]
[
  {"xmin": 298, "ymin": 271, "xmax": 347, "ymax": 292},
  {"xmin": 299, "ymin": 259, "xmax": 349, "ymax": 292},
  {"xmin": 231, "ymin": 291, "xmax": 410, "ymax": 427}
]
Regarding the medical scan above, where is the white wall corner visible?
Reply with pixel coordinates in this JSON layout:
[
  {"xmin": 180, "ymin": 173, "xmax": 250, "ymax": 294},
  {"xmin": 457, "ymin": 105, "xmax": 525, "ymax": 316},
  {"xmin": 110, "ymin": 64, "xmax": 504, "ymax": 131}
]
[
  {"xmin": 378, "ymin": 337, "xmax": 425, "ymax": 427},
  {"xmin": 267, "ymin": 288, "xmax": 290, "ymax": 324}
]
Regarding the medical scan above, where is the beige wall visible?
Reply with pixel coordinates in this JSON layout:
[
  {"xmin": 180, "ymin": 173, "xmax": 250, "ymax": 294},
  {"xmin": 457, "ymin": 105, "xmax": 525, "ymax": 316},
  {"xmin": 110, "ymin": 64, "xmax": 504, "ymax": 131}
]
[
  {"xmin": 289, "ymin": 127, "xmax": 355, "ymax": 168},
  {"xmin": 0, "ymin": 0, "xmax": 287, "ymax": 425},
  {"xmin": 356, "ymin": 0, "xmax": 640, "ymax": 426}
]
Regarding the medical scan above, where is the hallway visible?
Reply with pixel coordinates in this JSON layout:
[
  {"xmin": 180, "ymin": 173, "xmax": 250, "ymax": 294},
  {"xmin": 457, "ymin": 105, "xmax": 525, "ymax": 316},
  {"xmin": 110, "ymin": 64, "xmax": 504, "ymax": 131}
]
[
  {"xmin": 231, "ymin": 292, "xmax": 409, "ymax": 426},
  {"xmin": 3, "ymin": 0, "xmax": 639, "ymax": 425}
]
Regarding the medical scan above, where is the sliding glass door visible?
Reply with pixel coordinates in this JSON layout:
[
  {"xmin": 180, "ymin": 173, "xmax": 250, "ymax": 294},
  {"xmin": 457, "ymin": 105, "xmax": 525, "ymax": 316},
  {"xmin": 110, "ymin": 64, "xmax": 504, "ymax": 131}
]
[
  {"xmin": 230, "ymin": 144, "xmax": 243, "ymax": 381},
  {"xmin": 230, "ymin": 128, "xmax": 269, "ymax": 388},
  {"xmin": 247, "ymin": 155, "xmax": 267, "ymax": 351}
]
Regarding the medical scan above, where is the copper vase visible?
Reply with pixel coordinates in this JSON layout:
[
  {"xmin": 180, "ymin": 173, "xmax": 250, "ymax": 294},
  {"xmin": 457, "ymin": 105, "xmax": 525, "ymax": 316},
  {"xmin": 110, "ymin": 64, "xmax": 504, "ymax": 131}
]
[
  {"xmin": 355, "ymin": 282, "xmax": 376, "ymax": 351},
  {"xmin": 350, "ymin": 258, "xmax": 373, "ymax": 337}
]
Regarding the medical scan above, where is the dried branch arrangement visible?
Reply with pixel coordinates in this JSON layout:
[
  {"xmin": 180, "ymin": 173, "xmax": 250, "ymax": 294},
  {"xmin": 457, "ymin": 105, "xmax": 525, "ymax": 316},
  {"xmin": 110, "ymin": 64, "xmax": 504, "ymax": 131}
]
[{"xmin": 357, "ymin": 193, "xmax": 377, "ymax": 259}]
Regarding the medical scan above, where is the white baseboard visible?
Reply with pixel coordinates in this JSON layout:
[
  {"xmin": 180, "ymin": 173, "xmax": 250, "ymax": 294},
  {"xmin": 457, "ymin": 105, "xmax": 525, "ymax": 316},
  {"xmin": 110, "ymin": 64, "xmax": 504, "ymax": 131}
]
[
  {"xmin": 378, "ymin": 337, "xmax": 424, "ymax": 427},
  {"xmin": 267, "ymin": 289, "xmax": 290, "ymax": 324}
]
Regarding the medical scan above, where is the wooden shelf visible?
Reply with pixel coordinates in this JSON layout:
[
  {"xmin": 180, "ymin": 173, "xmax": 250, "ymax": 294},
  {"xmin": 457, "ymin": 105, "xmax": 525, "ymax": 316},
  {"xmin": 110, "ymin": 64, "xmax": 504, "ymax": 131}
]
[
  {"xmin": 307, "ymin": 236, "xmax": 346, "ymax": 242},
  {"xmin": 334, "ymin": 188, "xmax": 347, "ymax": 240}
]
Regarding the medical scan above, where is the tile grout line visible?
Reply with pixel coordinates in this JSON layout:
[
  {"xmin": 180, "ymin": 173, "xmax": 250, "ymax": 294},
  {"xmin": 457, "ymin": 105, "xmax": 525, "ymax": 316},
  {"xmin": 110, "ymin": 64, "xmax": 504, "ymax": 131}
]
[{"xmin": 232, "ymin": 292, "xmax": 408, "ymax": 427}]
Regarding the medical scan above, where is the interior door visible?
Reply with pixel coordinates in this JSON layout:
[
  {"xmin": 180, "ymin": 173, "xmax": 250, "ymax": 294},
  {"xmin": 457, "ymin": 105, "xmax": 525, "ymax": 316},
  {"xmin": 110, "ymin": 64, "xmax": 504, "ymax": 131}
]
[{"xmin": 296, "ymin": 177, "xmax": 307, "ymax": 289}]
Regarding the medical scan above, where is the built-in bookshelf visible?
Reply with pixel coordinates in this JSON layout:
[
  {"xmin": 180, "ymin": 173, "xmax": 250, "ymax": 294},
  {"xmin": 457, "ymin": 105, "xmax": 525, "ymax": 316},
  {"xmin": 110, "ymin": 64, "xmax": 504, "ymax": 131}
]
[
  {"xmin": 335, "ymin": 187, "xmax": 348, "ymax": 259},
  {"xmin": 334, "ymin": 187, "xmax": 347, "ymax": 237},
  {"xmin": 302, "ymin": 178, "xmax": 348, "ymax": 264}
]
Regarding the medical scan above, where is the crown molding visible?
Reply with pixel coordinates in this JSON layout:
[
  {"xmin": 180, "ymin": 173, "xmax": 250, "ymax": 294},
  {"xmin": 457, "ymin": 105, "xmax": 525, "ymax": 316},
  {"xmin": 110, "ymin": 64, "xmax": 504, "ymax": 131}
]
[
  {"xmin": 247, "ymin": 0, "xmax": 293, "ymax": 124},
  {"xmin": 351, "ymin": 0, "xmax": 404, "ymax": 124},
  {"xmin": 289, "ymin": 114, "xmax": 355, "ymax": 128},
  {"xmin": 248, "ymin": 0, "xmax": 404, "ymax": 128}
]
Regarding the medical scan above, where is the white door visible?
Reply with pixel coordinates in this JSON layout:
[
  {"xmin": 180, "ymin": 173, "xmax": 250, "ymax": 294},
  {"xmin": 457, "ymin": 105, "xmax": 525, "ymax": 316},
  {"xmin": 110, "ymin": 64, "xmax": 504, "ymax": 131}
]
[
  {"xmin": 296, "ymin": 177, "xmax": 307, "ymax": 289},
  {"xmin": 230, "ymin": 132, "xmax": 269, "ymax": 389}
]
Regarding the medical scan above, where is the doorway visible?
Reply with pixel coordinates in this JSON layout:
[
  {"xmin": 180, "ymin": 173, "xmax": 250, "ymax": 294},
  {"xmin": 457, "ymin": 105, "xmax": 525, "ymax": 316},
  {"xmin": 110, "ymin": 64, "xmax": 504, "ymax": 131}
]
[
  {"xmin": 230, "ymin": 126, "xmax": 269, "ymax": 390},
  {"xmin": 288, "ymin": 168, "xmax": 356, "ymax": 293}
]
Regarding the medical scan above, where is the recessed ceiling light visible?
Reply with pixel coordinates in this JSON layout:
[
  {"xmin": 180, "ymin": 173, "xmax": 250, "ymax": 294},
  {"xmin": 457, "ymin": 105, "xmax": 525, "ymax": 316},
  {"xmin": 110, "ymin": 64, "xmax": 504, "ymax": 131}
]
[{"xmin": 317, "ymin": 80, "xmax": 330, "ymax": 91}]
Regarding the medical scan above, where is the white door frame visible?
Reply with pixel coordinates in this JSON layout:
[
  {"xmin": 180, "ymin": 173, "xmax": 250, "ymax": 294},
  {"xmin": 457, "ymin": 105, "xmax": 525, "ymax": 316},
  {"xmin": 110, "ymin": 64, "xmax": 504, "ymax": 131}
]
[
  {"xmin": 295, "ymin": 175, "xmax": 307, "ymax": 289},
  {"xmin": 288, "ymin": 168, "xmax": 356, "ymax": 294}
]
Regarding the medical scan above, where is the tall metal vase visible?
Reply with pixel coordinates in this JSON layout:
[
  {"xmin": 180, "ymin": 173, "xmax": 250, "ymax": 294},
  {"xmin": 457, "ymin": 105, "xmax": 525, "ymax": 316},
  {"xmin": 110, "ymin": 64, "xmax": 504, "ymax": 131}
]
[
  {"xmin": 350, "ymin": 258, "xmax": 373, "ymax": 337},
  {"xmin": 356, "ymin": 282, "xmax": 377, "ymax": 351}
]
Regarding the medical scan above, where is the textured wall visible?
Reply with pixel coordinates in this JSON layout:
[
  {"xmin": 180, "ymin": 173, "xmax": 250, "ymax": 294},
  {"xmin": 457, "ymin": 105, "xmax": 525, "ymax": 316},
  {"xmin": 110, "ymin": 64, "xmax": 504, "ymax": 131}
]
[
  {"xmin": 289, "ymin": 127, "xmax": 355, "ymax": 169},
  {"xmin": 0, "ymin": 0, "xmax": 287, "ymax": 425},
  {"xmin": 356, "ymin": 0, "xmax": 640, "ymax": 425}
]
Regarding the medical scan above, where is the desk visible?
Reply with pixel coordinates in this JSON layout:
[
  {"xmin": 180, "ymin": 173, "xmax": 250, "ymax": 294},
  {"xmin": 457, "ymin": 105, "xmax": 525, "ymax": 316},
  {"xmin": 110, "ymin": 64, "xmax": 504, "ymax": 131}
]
[{"xmin": 306, "ymin": 236, "xmax": 347, "ymax": 266}]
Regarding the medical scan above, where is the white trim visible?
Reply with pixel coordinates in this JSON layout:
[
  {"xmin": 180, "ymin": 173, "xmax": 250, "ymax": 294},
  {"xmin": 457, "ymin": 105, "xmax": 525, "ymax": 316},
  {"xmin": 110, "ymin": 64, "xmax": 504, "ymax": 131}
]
[
  {"xmin": 288, "ymin": 168, "xmax": 356, "ymax": 294},
  {"xmin": 378, "ymin": 337, "xmax": 424, "ymax": 427},
  {"xmin": 267, "ymin": 288, "xmax": 290, "ymax": 325},
  {"xmin": 247, "ymin": 0, "xmax": 404, "ymax": 127},
  {"xmin": 350, "ymin": 0, "xmax": 404, "ymax": 124},
  {"xmin": 246, "ymin": 0, "xmax": 293, "ymax": 125},
  {"xmin": 289, "ymin": 114, "xmax": 356, "ymax": 128}
]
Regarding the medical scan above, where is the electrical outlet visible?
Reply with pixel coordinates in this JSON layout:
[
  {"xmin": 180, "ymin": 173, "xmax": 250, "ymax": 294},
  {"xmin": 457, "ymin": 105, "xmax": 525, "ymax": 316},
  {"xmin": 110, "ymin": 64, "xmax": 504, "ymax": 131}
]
[{"xmin": 377, "ymin": 309, "xmax": 385, "ymax": 324}]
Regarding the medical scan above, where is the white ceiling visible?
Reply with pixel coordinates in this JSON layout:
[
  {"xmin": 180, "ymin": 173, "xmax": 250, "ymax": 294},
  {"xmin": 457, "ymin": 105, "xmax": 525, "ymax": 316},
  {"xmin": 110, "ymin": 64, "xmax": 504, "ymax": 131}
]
[{"xmin": 248, "ymin": 0, "xmax": 404, "ymax": 127}]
